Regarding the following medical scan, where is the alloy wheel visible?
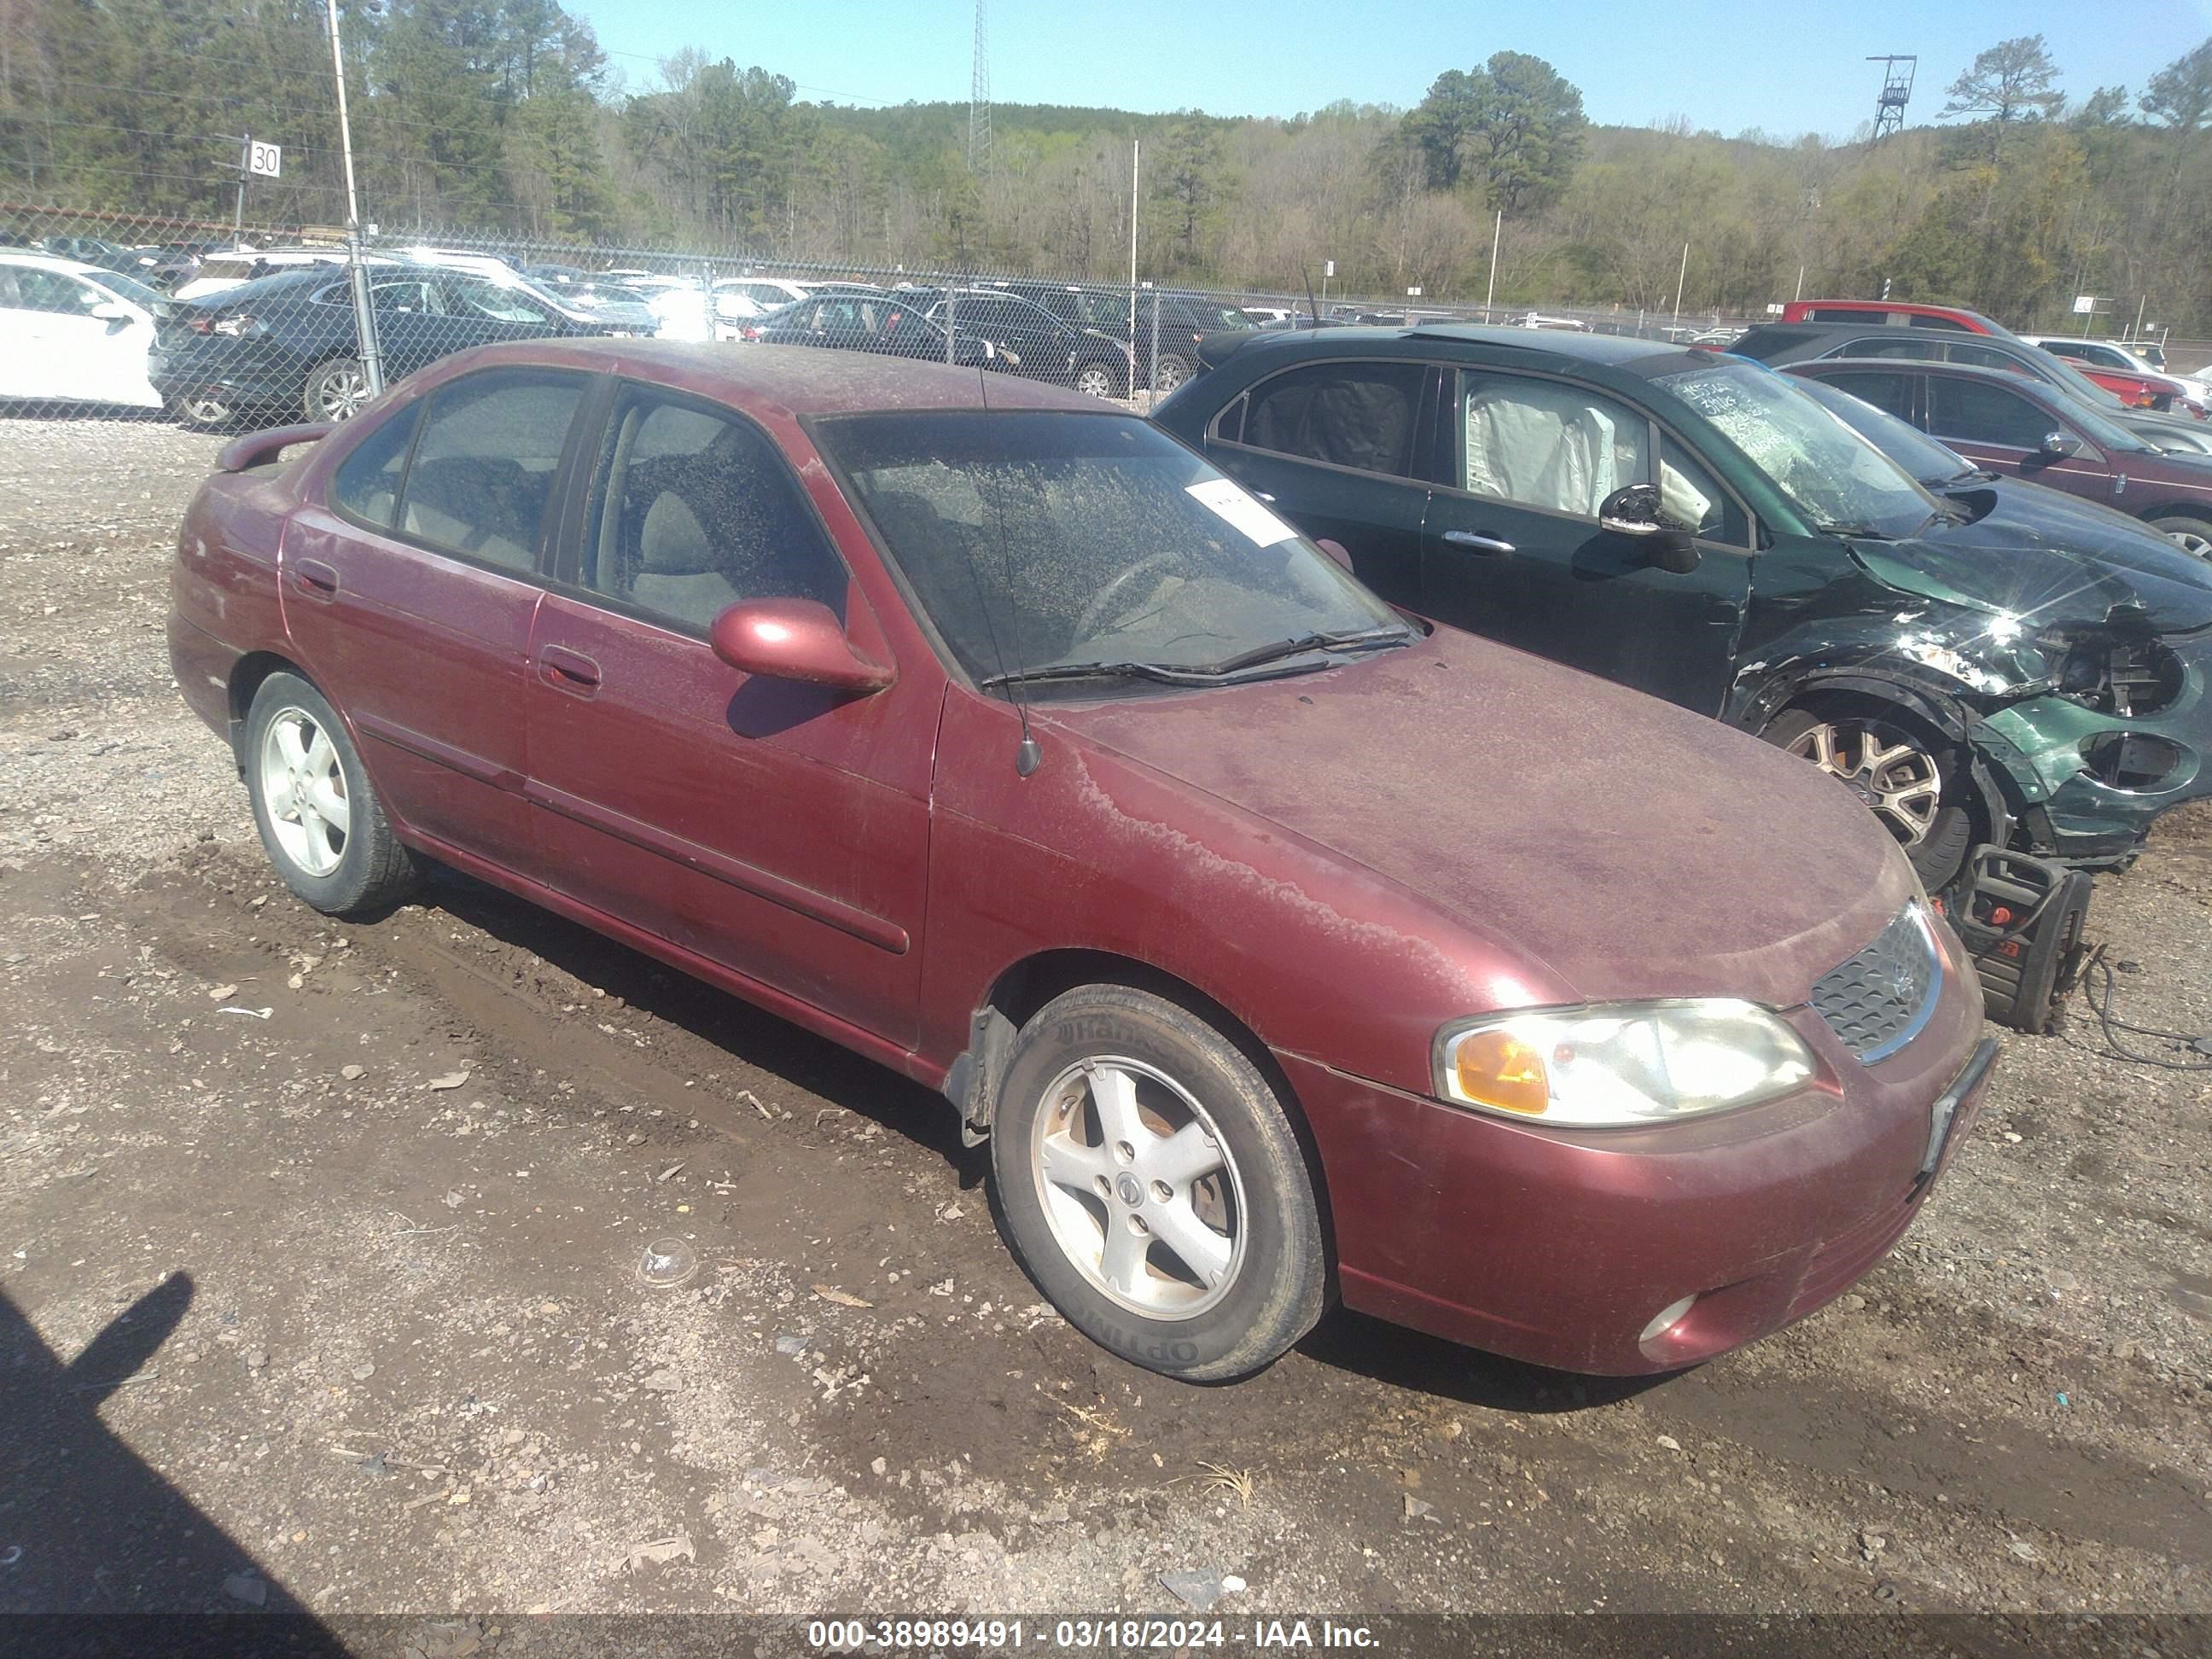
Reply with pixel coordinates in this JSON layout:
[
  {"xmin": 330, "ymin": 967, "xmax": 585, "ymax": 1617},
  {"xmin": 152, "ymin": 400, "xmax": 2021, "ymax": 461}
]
[
  {"xmin": 1153, "ymin": 358, "xmax": 1190, "ymax": 394},
  {"xmin": 182, "ymin": 396, "xmax": 231, "ymax": 427},
  {"xmin": 1074, "ymin": 365, "xmax": 1116, "ymax": 399},
  {"xmin": 2164, "ymin": 528, "xmax": 2212, "ymax": 560},
  {"xmin": 258, "ymin": 705, "xmax": 351, "ymax": 878},
  {"xmin": 1784, "ymin": 721, "xmax": 1942, "ymax": 847},
  {"xmin": 1029, "ymin": 1055, "xmax": 1246, "ymax": 1321},
  {"xmin": 315, "ymin": 365, "xmax": 372, "ymax": 422}
]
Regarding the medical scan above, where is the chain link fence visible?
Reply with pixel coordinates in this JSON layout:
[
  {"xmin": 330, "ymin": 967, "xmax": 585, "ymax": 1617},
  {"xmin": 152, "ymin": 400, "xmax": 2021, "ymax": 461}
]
[{"xmin": 0, "ymin": 201, "xmax": 1764, "ymax": 431}]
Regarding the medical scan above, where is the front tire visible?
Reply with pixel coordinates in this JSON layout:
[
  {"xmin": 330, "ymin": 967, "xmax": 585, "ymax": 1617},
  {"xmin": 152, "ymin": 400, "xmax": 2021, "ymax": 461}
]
[
  {"xmin": 1764, "ymin": 705, "xmax": 1978, "ymax": 892},
  {"xmin": 1073, "ymin": 363, "xmax": 1120, "ymax": 400},
  {"xmin": 305, "ymin": 358, "xmax": 373, "ymax": 422},
  {"xmin": 243, "ymin": 672, "xmax": 417, "ymax": 916},
  {"xmin": 989, "ymin": 985, "xmax": 1328, "ymax": 1382},
  {"xmin": 1151, "ymin": 353, "xmax": 1193, "ymax": 395}
]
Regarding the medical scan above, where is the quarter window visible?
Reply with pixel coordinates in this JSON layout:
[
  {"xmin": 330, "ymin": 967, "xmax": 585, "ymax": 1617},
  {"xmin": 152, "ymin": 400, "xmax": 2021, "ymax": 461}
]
[
  {"xmin": 395, "ymin": 370, "xmax": 586, "ymax": 570},
  {"xmin": 1928, "ymin": 379, "xmax": 2056, "ymax": 451},
  {"xmin": 580, "ymin": 390, "xmax": 847, "ymax": 632},
  {"xmin": 331, "ymin": 403, "xmax": 422, "ymax": 529},
  {"xmin": 1240, "ymin": 362, "xmax": 1425, "ymax": 478}
]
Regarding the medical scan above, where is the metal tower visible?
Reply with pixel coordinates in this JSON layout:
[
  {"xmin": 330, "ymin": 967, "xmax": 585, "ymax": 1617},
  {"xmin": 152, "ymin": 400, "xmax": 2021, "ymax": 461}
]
[
  {"xmin": 1868, "ymin": 55, "xmax": 1916, "ymax": 142},
  {"xmin": 969, "ymin": 0, "xmax": 992, "ymax": 174}
]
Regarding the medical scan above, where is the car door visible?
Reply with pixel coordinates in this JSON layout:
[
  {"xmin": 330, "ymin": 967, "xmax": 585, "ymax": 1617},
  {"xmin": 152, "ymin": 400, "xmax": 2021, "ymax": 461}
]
[
  {"xmin": 0, "ymin": 265, "xmax": 50, "ymax": 399},
  {"xmin": 7, "ymin": 267, "xmax": 130, "ymax": 404},
  {"xmin": 523, "ymin": 381, "xmax": 930, "ymax": 1042},
  {"xmin": 1203, "ymin": 358, "xmax": 1435, "ymax": 608},
  {"xmin": 1924, "ymin": 374, "xmax": 2110, "ymax": 505},
  {"xmin": 1417, "ymin": 367, "xmax": 1754, "ymax": 713},
  {"xmin": 281, "ymin": 366, "xmax": 591, "ymax": 870},
  {"xmin": 434, "ymin": 274, "xmax": 568, "ymax": 350}
]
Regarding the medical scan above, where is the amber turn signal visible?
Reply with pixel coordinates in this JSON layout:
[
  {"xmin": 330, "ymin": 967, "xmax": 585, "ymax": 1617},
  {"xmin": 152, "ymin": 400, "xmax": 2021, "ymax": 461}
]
[{"xmin": 1452, "ymin": 1027, "xmax": 1551, "ymax": 1116}]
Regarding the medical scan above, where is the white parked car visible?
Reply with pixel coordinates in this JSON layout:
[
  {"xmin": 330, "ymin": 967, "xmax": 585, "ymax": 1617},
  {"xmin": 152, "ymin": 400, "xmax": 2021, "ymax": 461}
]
[
  {"xmin": 0, "ymin": 252, "xmax": 167, "ymax": 410},
  {"xmin": 715, "ymin": 276, "xmax": 813, "ymax": 314}
]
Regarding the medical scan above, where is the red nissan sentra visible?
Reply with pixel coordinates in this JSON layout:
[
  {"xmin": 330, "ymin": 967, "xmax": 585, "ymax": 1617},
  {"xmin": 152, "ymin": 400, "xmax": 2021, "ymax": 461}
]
[{"xmin": 168, "ymin": 340, "xmax": 1996, "ymax": 1382}]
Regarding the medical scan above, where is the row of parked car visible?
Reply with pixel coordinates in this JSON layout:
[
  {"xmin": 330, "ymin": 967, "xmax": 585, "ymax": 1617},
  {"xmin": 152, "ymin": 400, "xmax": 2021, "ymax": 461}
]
[
  {"xmin": 159, "ymin": 298, "xmax": 2210, "ymax": 1388},
  {"xmin": 0, "ymin": 234, "xmax": 1276, "ymax": 425}
]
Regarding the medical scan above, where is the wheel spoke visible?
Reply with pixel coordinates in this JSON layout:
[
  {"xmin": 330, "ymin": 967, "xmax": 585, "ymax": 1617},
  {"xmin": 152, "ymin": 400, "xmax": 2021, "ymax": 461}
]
[
  {"xmin": 307, "ymin": 777, "xmax": 350, "ymax": 834},
  {"xmin": 1086, "ymin": 1064, "xmax": 1145, "ymax": 1150},
  {"xmin": 265, "ymin": 777, "xmax": 298, "ymax": 821},
  {"xmin": 305, "ymin": 730, "xmax": 335, "ymax": 774},
  {"xmin": 275, "ymin": 719, "xmax": 310, "ymax": 770},
  {"xmin": 1097, "ymin": 1220, "xmax": 1150, "ymax": 1297},
  {"xmin": 1150, "ymin": 1198, "xmax": 1232, "ymax": 1290},
  {"xmin": 1038, "ymin": 1130, "xmax": 1111, "ymax": 1197},
  {"xmin": 1143, "ymin": 1121, "xmax": 1224, "ymax": 1189}
]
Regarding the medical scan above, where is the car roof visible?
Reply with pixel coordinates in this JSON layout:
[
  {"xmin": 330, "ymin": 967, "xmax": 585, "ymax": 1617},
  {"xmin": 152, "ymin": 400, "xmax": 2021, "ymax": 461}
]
[
  {"xmin": 1790, "ymin": 355, "xmax": 2068, "ymax": 400},
  {"xmin": 1217, "ymin": 322, "xmax": 1698, "ymax": 375},
  {"xmin": 0, "ymin": 249, "xmax": 102, "ymax": 273},
  {"xmin": 434, "ymin": 338, "xmax": 1110, "ymax": 419}
]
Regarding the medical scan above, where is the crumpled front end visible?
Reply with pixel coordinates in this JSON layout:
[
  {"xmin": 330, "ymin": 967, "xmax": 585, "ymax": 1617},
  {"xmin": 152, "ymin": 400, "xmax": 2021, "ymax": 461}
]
[{"xmin": 1974, "ymin": 625, "xmax": 2212, "ymax": 863}]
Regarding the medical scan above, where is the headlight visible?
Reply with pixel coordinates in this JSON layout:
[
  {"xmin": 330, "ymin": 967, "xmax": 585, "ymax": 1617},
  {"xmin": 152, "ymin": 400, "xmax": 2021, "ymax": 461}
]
[{"xmin": 1433, "ymin": 1000, "xmax": 1816, "ymax": 1126}]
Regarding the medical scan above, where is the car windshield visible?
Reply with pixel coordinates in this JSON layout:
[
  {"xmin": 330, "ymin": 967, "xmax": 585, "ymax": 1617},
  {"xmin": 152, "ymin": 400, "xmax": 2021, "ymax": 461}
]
[
  {"xmin": 2045, "ymin": 389, "xmax": 2162, "ymax": 455},
  {"xmin": 1656, "ymin": 358, "xmax": 1937, "ymax": 538},
  {"xmin": 1791, "ymin": 377, "xmax": 1975, "ymax": 484},
  {"xmin": 819, "ymin": 411, "xmax": 1411, "ymax": 690},
  {"xmin": 83, "ymin": 268, "xmax": 169, "ymax": 311}
]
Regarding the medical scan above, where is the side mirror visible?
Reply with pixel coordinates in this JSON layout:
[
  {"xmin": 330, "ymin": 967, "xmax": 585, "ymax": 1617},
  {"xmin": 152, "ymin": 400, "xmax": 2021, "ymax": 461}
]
[
  {"xmin": 2040, "ymin": 430, "xmax": 2081, "ymax": 457},
  {"xmin": 1598, "ymin": 483, "xmax": 1702, "ymax": 573},
  {"xmin": 709, "ymin": 598, "xmax": 892, "ymax": 694},
  {"xmin": 90, "ymin": 300, "xmax": 131, "ymax": 323},
  {"xmin": 1313, "ymin": 537, "xmax": 1357, "ymax": 575}
]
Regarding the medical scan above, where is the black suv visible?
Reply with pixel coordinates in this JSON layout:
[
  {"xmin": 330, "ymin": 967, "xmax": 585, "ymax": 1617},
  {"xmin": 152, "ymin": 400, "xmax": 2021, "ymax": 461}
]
[
  {"xmin": 979, "ymin": 281, "xmax": 1254, "ymax": 393},
  {"xmin": 919, "ymin": 288, "xmax": 1136, "ymax": 399}
]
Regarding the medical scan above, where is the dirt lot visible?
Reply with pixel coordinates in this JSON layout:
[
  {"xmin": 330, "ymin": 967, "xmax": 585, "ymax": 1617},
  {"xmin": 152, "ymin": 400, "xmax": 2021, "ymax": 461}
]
[{"xmin": 2, "ymin": 419, "xmax": 2209, "ymax": 1633}]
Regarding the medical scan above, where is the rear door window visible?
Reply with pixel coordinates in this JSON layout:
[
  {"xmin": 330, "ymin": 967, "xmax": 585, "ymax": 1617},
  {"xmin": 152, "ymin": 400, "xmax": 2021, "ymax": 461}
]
[
  {"xmin": 393, "ymin": 370, "xmax": 587, "ymax": 571},
  {"xmin": 1237, "ymin": 362, "xmax": 1427, "ymax": 478}
]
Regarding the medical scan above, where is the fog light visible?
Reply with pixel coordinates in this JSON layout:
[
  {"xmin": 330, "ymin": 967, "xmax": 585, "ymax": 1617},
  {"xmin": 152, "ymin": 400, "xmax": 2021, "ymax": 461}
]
[{"xmin": 1639, "ymin": 1294, "xmax": 1698, "ymax": 1344}]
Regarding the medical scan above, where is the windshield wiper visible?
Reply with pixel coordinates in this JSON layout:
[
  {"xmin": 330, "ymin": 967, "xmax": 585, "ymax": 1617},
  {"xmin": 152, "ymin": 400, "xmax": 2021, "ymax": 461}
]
[
  {"xmin": 979, "ymin": 660, "xmax": 1224, "ymax": 690},
  {"xmin": 1813, "ymin": 521, "xmax": 1898, "ymax": 541},
  {"xmin": 1196, "ymin": 626, "xmax": 1415, "ymax": 676},
  {"xmin": 978, "ymin": 626, "xmax": 1412, "ymax": 692}
]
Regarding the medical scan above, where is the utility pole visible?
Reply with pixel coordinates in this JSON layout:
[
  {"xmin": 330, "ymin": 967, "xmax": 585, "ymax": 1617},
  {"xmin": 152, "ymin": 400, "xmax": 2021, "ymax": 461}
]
[
  {"xmin": 326, "ymin": 0, "xmax": 382, "ymax": 398},
  {"xmin": 1672, "ymin": 242, "xmax": 1689, "ymax": 328},
  {"xmin": 1484, "ymin": 209, "xmax": 1502, "ymax": 323},
  {"xmin": 231, "ymin": 137, "xmax": 249, "ymax": 239},
  {"xmin": 1128, "ymin": 138, "xmax": 1140, "ymax": 346}
]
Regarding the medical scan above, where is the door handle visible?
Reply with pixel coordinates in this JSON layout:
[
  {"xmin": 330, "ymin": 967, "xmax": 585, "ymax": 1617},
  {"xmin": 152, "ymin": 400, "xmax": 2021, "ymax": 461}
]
[
  {"xmin": 538, "ymin": 644, "xmax": 602, "ymax": 696},
  {"xmin": 289, "ymin": 559, "xmax": 340, "ymax": 599},
  {"xmin": 1441, "ymin": 530, "xmax": 1516, "ymax": 556}
]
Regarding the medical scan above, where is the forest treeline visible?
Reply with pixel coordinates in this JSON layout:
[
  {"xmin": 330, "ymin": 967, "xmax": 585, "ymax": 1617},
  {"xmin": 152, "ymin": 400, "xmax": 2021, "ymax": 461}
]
[{"xmin": 4, "ymin": 2, "xmax": 2210, "ymax": 333}]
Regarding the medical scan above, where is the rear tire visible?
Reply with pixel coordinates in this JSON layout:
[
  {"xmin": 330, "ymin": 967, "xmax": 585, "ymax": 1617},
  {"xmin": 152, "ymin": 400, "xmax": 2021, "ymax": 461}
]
[
  {"xmin": 1073, "ymin": 363, "xmax": 1120, "ymax": 400},
  {"xmin": 1764, "ymin": 705, "xmax": 1978, "ymax": 893},
  {"xmin": 305, "ymin": 358, "xmax": 373, "ymax": 422},
  {"xmin": 989, "ymin": 985, "xmax": 1328, "ymax": 1382},
  {"xmin": 243, "ymin": 672, "xmax": 417, "ymax": 916},
  {"xmin": 172, "ymin": 394, "xmax": 236, "ymax": 431},
  {"xmin": 1151, "ymin": 353, "xmax": 1193, "ymax": 394}
]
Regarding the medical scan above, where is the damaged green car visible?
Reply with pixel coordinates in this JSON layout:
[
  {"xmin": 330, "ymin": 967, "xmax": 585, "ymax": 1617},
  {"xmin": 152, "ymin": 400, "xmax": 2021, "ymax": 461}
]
[{"xmin": 1153, "ymin": 329, "xmax": 2212, "ymax": 894}]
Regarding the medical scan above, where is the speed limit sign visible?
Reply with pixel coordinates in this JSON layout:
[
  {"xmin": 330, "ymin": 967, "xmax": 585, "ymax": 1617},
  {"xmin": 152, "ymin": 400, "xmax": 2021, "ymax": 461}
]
[{"xmin": 248, "ymin": 140, "xmax": 282, "ymax": 178}]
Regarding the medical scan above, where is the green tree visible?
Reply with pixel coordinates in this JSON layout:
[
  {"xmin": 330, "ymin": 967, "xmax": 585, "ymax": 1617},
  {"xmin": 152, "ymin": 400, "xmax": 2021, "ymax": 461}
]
[
  {"xmin": 1464, "ymin": 51, "xmax": 1585, "ymax": 213},
  {"xmin": 1941, "ymin": 35, "xmax": 2064, "ymax": 160},
  {"xmin": 2139, "ymin": 38, "xmax": 2212, "ymax": 131}
]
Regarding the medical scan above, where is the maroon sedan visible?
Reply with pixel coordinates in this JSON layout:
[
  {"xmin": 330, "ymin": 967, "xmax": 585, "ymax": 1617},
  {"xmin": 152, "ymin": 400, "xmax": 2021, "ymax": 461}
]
[
  {"xmin": 1783, "ymin": 356, "xmax": 2212, "ymax": 552},
  {"xmin": 168, "ymin": 340, "xmax": 1995, "ymax": 1381}
]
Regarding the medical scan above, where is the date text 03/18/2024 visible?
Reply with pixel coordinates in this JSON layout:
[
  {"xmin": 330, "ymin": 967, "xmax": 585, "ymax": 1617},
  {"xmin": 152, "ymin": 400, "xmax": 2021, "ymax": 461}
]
[{"xmin": 806, "ymin": 1618, "xmax": 1382, "ymax": 1650}]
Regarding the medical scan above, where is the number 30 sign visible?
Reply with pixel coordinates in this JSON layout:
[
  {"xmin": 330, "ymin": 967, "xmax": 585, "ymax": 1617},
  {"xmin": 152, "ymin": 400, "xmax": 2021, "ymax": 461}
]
[{"xmin": 248, "ymin": 141, "xmax": 282, "ymax": 178}]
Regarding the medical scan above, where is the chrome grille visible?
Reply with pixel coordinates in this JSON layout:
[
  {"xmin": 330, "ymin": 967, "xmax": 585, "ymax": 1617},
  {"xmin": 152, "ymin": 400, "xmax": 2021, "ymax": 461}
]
[{"xmin": 1812, "ymin": 905, "xmax": 1940, "ymax": 1063}]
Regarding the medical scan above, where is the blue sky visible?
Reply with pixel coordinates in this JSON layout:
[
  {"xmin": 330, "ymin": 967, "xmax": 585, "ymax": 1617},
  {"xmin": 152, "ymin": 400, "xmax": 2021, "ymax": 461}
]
[{"xmin": 571, "ymin": 2, "xmax": 2210, "ymax": 140}]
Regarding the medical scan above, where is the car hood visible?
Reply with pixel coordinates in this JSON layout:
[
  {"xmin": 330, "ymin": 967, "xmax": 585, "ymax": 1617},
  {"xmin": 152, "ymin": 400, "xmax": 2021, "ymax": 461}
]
[
  {"xmin": 1043, "ymin": 627, "xmax": 1916, "ymax": 1010},
  {"xmin": 1851, "ymin": 509, "xmax": 2212, "ymax": 638}
]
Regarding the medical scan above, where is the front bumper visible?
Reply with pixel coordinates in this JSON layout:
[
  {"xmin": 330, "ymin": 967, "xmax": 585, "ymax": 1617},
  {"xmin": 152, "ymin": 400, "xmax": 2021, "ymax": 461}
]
[
  {"xmin": 1976, "ymin": 645, "xmax": 2212, "ymax": 864},
  {"xmin": 1278, "ymin": 918, "xmax": 1993, "ymax": 1376}
]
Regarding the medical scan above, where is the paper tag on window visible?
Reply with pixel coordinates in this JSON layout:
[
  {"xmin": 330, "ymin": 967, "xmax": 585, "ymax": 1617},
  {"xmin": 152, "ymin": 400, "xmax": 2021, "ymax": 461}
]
[{"xmin": 1185, "ymin": 477, "xmax": 1298, "ymax": 546}]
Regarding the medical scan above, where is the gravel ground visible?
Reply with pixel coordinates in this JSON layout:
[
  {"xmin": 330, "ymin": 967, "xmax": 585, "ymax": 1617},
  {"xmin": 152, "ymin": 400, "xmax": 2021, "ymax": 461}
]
[{"xmin": 1, "ymin": 418, "xmax": 2209, "ymax": 1635}]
